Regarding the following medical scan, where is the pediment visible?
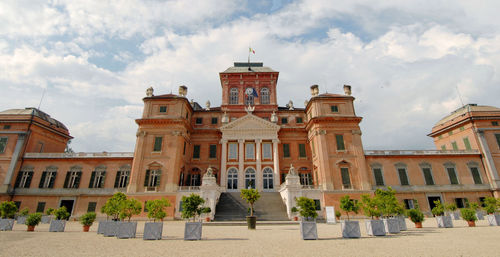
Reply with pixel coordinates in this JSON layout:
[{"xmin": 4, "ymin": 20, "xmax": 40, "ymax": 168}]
[{"xmin": 220, "ymin": 113, "xmax": 281, "ymax": 132}]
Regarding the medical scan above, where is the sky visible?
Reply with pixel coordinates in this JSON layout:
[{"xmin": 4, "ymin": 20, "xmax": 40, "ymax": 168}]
[{"xmin": 1, "ymin": 0, "xmax": 500, "ymax": 152}]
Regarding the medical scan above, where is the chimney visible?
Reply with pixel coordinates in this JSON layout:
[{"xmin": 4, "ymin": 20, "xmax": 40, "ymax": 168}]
[
  {"xmin": 310, "ymin": 85, "xmax": 319, "ymax": 97},
  {"xmin": 178, "ymin": 85, "xmax": 188, "ymax": 97},
  {"xmin": 343, "ymin": 85, "xmax": 352, "ymax": 96}
]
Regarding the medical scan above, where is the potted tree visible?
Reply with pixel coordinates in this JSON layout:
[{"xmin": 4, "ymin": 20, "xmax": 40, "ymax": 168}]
[
  {"xmin": 469, "ymin": 202, "xmax": 484, "ymax": 220},
  {"xmin": 240, "ymin": 188, "xmax": 261, "ymax": 230},
  {"xmin": 339, "ymin": 195, "xmax": 361, "ymax": 238},
  {"xmin": 445, "ymin": 203, "xmax": 459, "ymax": 220},
  {"xmin": 144, "ymin": 198, "xmax": 171, "ymax": 240},
  {"xmin": 26, "ymin": 212, "xmax": 42, "ymax": 232},
  {"xmin": 361, "ymin": 194, "xmax": 385, "ymax": 236},
  {"xmin": 335, "ymin": 210, "xmax": 341, "ymax": 222},
  {"xmin": 102, "ymin": 192, "xmax": 127, "ymax": 237},
  {"xmin": 375, "ymin": 187, "xmax": 400, "ymax": 234},
  {"xmin": 181, "ymin": 193, "xmax": 211, "ymax": 240},
  {"xmin": 0, "ymin": 201, "xmax": 18, "ymax": 231},
  {"xmin": 432, "ymin": 200, "xmax": 453, "ymax": 228},
  {"xmin": 295, "ymin": 197, "xmax": 318, "ymax": 240},
  {"xmin": 50, "ymin": 206, "xmax": 70, "ymax": 232},
  {"xmin": 290, "ymin": 206, "xmax": 299, "ymax": 221},
  {"xmin": 17, "ymin": 207, "xmax": 29, "ymax": 224},
  {"xmin": 41, "ymin": 208, "xmax": 55, "ymax": 224},
  {"xmin": 116, "ymin": 198, "xmax": 142, "ymax": 239},
  {"xmin": 407, "ymin": 208, "xmax": 425, "ymax": 228},
  {"xmin": 460, "ymin": 207, "xmax": 478, "ymax": 227},
  {"xmin": 80, "ymin": 212, "xmax": 97, "ymax": 232},
  {"xmin": 484, "ymin": 197, "xmax": 500, "ymax": 226}
]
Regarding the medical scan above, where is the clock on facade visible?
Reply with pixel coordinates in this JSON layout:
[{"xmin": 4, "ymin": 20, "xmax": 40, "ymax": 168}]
[{"xmin": 245, "ymin": 88, "xmax": 254, "ymax": 96}]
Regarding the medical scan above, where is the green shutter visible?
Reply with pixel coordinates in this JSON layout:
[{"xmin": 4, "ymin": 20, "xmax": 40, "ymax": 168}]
[
  {"xmin": 336, "ymin": 135, "xmax": 345, "ymax": 150},
  {"xmin": 209, "ymin": 144, "xmax": 217, "ymax": 158},
  {"xmin": 144, "ymin": 170, "xmax": 150, "ymax": 187},
  {"xmin": 422, "ymin": 168, "xmax": 434, "ymax": 185},
  {"xmin": 495, "ymin": 134, "xmax": 500, "ymax": 149},
  {"xmin": 470, "ymin": 167, "xmax": 482, "ymax": 184},
  {"xmin": 373, "ymin": 168, "xmax": 384, "ymax": 186},
  {"xmin": 88, "ymin": 171, "xmax": 96, "ymax": 188},
  {"xmin": 193, "ymin": 145, "xmax": 200, "ymax": 159},
  {"xmin": 299, "ymin": 144, "xmax": 306, "ymax": 157},
  {"xmin": 283, "ymin": 144, "xmax": 290, "ymax": 157},
  {"xmin": 451, "ymin": 142, "xmax": 458, "ymax": 150},
  {"xmin": 114, "ymin": 171, "xmax": 121, "ymax": 188},
  {"xmin": 155, "ymin": 170, "xmax": 161, "ymax": 186},
  {"xmin": 100, "ymin": 171, "xmax": 106, "ymax": 188},
  {"xmin": 48, "ymin": 172, "xmax": 56, "ymax": 188},
  {"xmin": 25, "ymin": 171, "xmax": 34, "ymax": 188},
  {"xmin": 463, "ymin": 137, "xmax": 471, "ymax": 150},
  {"xmin": 341, "ymin": 168, "xmax": 351, "ymax": 187},
  {"xmin": 398, "ymin": 168, "xmax": 409, "ymax": 185},
  {"xmin": 74, "ymin": 172, "xmax": 82, "ymax": 188},
  {"xmin": 153, "ymin": 137, "xmax": 163, "ymax": 152},
  {"xmin": 447, "ymin": 168, "xmax": 459, "ymax": 184},
  {"xmin": 63, "ymin": 171, "xmax": 70, "ymax": 188},
  {"xmin": 441, "ymin": 145, "xmax": 446, "ymax": 150},
  {"xmin": 39, "ymin": 171, "xmax": 47, "ymax": 188},
  {"xmin": 0, "ymin": 137, "xmax": 7, "ymax": 153},
  {"xmin": 14, "ymin": 171, "xmax": 23, "ymax": 188}
]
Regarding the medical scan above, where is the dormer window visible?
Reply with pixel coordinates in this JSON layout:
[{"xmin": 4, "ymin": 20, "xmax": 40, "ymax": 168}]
[
  {"xmin": 331, "ymin": 105, "xmax": 339, "ymax": 112},
  {"xmin": 195, "ymin": 118, "xmax": 203, "ymax": 124},
  {"xmin": 281, "ymin": 117, "xmax": 288, "ymax": 124},
  {"xmin": 159, "ymin": 106, "xmax": 167, "ymax": 113}
]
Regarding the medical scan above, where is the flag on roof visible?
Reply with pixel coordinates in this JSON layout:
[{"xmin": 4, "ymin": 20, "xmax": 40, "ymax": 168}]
[{"xmin": 249, "ymin": 47, "xmax": 255, "ymax": 54}]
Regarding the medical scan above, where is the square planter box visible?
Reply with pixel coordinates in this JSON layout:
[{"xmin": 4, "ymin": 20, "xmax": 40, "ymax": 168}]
[
  {"xmin": 300, "ymin": 221, "xmax": 318, "ymax": 240},
  {"xmin": 143, "ymin": 222, "xmax": 163, "ymax": 240},
  {"xmin": 16, "ymin": 216, "xmax": 27, "ymax": 225},
  {"xmin": 383, "ymin": 218, "xmax": 400, "ymax": 234},
  {"xmin": 341, "ymin": 220, "xmax": 361, "ymax": 238},
  {"xmin": 449, "ymin": 211, "xmax": 460, "ymax": 220},
  {"xmin": 184, "ymin": 222, "xmax": 202, "ymax": 240},
  {"xmin": 41, "ymin": 216, "xmax": 51, "ymax": 224},
  {"xmin": 487, "ymin": 214, "xmax": 500, "ymax": 226},
  {"xmin": 103, "ymin": 221, "xmax": 119, "ymax": 237},
  {"xmin": 116, "ymin": 222, "xmax": 137, "ymax": 239},
  {"xmin": 398, "ymin": 216, "xmax": 407, "ymax": 231},
  {"xmin": 476, "ymin": 211, "xmax": 485, "ymax": 220},
  {"xmin": 97, "ymin": 220, "xmax": 111, "ymax": 234},
  {"xmin": 49, "ymin": 220, "xmax": 66, "ymax": 232},
  {"xmin": 0, "ymin": 219, "xmax": 15, "ymax": 231},
  {"xmin": 436, "ymin": 216, "xmax": 453, "ymax": 228},
  {"xmin": 365, "ymin": 220, "xmax": 385, "ymax": 236}
]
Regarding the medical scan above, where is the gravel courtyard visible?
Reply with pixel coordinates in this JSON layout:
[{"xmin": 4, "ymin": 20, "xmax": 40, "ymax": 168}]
[{"xmin": 0, "ymin": 218, "xmax": 498, "ymax": 257}]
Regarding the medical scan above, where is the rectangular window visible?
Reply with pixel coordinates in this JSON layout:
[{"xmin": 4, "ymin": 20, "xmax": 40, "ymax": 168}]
[
  {"xmin": 89, "ymin": 170, "xmax": 106, "ymax": 188},
  {"xmin": 39, "ymin": 170, "xmax": 57, "ymax": 188},
  {"xmin": 314, "ymin": 199, "xmax": 321, "ymax": 210},
  {"xmin": 459, "ymin": 126, "xmax": 465, "ymax": 131},
  {"xmin": 447, "ymin": 167, "xmax": 459, "ymax": 185},
  {"xmin": 193, "ymin": 145, "xmax": 201, "ymax": 159},
  {"xmin": 3, "ymin": 125, "xmax": 11, "ymax": 130},
  {"xmin": 159, "ymin": 106, "xmax": 167, "ymax": 113},
  {"xmin": 331, "ymin": 105, "xmax": 339, "ymax": 112},
  {"xmin": 451, "ymin": 141, "xmax": 458, "ymax": 150},
  {"xmin": 398, "ymin": 168, "xmax": 410, "ymax": 186},
  {"xmin": 262, "ymin": 143, "xmax": 272, "ymax": 159},
  {"xmin": 300, "ymin": 173, "xmax": 312, "ymax": 185},
  {"xmin": 341, "ymin": 168, "xmax": 351, "ymax": 188},
  {"xmin": 36, "ymin": 202, "xmax": 46, "ymax": 213},
  {"xmin": 14, "ymin": 201, "xmax": 21, "ymax": 210},
  {"xmin": 455, "ymin": 198, "xmax": 466, "ymax": 208},
  {"xmin": 373, "ymin": 168, "xmax": 384, "ymax": 186},
  {"xmin": 470, "ymin": 167, "xmax": 482, "ymax": 184},
  {"xmin": 63, "ymin": 171, "xmax": 82, "ymax": 188},
  {"xmin": 403, "ymin": 199, "xmax": 415, "ymax": 209},
  {"xmin": 228, "ymin": 143, "xmax": 238, "ymax": 160},
  {"xmin": 283, "ymin": 144, "xmax": 290, "ymax": 158},
  {"xmin": 441, "ymin": 145, "xmax": 446, "ymax": 150},
  {"xmin": 463, "ymin": 137, "xmax": 471, "ymax": 150},
  {"xmin": 336, "ymin": 134, "xmax": 345, "ymax": 151},
  {"xmin": 495, "ymin": 134, "xmax": 500, "ymax": 149},
  {"xmin": 438, "ymin": 135, "xmax": 443, "ymax": 139},
  {"xmin": 87, "ymin": 202, "xmax": 97, "ymax": 212},
  {"xmin": 209, "ymin": 144, "xmax": 217, "ymax": 159},
  {"xmin": 492, "ymin": 121, "xmax": 499, "ymax": 126},
  {"xmin": 195, "ymin": 117, "xmax": 203, "ymax": 124},
  {"xmin": 296, "ymin": 117, "xmax": 303, "ymax": 124},
  {"xmin": 281, "ymin": 117, "xmax": 288, "ymax": 124},
  {"xmin": 245, "ymin": 143, "xmax": 255, "ymax": 159},
  {"xmin": 211, "ymin": 117, "xmax": 218, "ymax": 124},
  {"xmin": 153, "ymin": 137, "xmax": 163, "ymax": 152},
  {"xmin": 0, "ymin": 137, "xmax": 7, "ymax": 153},
  {"xmin": 422, "ymin": 168, "xmax": 435, "ymax": 185},
  {"xmin": 298, "ymin": 143, "xmax": 306, "ymax": 158},
  {"xmin": 183, "ymin": 142, "xmax": 186, "ymax": 155},
  {"xmin": 114, "ymin": 170, "xmax": 130, "ymax": 188},
  {"xmin": 14, "ymin": 170, "xmax": 34, "ymax": 188},
  {"xmin": 144, "ymin": 169, "xmax": 161, "ymax": 187}
]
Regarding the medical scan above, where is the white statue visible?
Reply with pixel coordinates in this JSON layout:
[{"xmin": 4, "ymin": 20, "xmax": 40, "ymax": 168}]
[
  {"xmin": 270, "ymin": 111, "xmax": 277, "ymax": 123},
  {"xmin": 287, "ymin": 100, "xmax": 294, "ymax": 110},
  {"xmin": 205, "ymin": 166, "xmax": 215, "ymax": 177},
  {"xmin": 245, "ymin": 103, "xmax": 255, "ymax": 113},
  {"xmin": 205, "ymin": 100, "xmax": 211, "ymax": 111},
  {"xmin": 146, "ymin": 87, "xmax": 154, "ymax": 97},
  {"xmin": 221, "ymin": 111, "xmax": 229, "ymax": 123},
  {"xmin": 288, "ymin": 164, "xmax": 297, "ymax": 176},
  {"xmin": 304, "ymin": 100, "xmax": 309, "ymax": 106}
]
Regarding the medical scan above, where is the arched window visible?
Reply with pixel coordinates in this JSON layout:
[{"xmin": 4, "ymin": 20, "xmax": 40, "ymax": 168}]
[
  {"xmin": 245, "ymin": 168, "xmax": 256, "ymax": 189},
  {"xmin": 227, "ymin": 168, "xmax": 238, "ymax": 190},
  {"xmin": 263, "ymin": 167, "xmax": 273, "ymax": 190},
  {"xmin": 260, "ymin": 88, "xmax": 270, "ymax": 104},
  {"xmin": 188, "ymin": 168, "xmax": 201, "ymax": 186},
  {"xmin": 230, "ymin": 88, "xmax": 238, "ymax": 104}
]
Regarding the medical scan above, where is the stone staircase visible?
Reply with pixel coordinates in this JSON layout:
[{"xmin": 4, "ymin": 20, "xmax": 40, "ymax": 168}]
[{"xmin": 214, "ymin": 192, "xmax": 289, "ymax": 221}]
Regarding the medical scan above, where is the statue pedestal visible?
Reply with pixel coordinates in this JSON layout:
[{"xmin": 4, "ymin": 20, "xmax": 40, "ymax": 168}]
[
  {"xmin": 200, "ymin": 175, "xmax": 221, "ymax": 220},
  {"xmin": 279, "ymin": 174, "xmax": 303, "ymax": 219}
]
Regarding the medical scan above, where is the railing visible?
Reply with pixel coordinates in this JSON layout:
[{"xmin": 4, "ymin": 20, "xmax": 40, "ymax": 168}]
[
  {"xmin": 178, "ymin": 186, "xmax": 200, "ymax": 192},
  {"xmin": 301, "ymin": 185, "xmax": 320, "ymax": 190},
  {"xmin": 24, "ymin": 152, "xmax": 134, "ymax": 158},
  {"xmin": 364, "ymin": 149, "xmax": 480, "ymax": 156}
]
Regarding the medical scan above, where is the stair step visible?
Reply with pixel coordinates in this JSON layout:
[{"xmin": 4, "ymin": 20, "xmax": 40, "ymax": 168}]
[{"xmin": 214, "ymin": 192, "xmax": 289, "ymax": 221}]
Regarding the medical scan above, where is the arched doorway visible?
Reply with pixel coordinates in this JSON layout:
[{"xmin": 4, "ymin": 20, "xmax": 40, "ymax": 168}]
[
  {"xmin": 245, "ymin": 168, "xmax": 256, "ymax": 189},
  {"xmin": 227, "ymin": 168, "xmax": 238, "ymax": 191},
  {"xmin": 262, "ymin": 167, "xmax": 274, "ymax": 190}
]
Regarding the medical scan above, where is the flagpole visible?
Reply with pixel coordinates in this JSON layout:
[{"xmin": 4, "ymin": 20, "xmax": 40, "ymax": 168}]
[{"xmin": 248, "ymin": 46, "xmax": 251, "ymax": 70}]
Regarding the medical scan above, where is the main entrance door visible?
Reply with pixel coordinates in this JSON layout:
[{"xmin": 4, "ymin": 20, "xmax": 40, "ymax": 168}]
[{"xmin": 245, "ymin": 168, "xmax": 256, "ymax": 189}]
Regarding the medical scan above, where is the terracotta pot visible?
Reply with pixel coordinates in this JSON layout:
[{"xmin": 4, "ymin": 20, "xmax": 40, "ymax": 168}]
[
  {"xmin": 205, "ymin": 217, "xmax": 210, "ymax": 222},
  {"xmin": 27, "ymin": 225, "xmax": 35, "ymax": 232},
  {"xmin": 467, "ymin": 220, "xmax": 476, "ymax": 227},
  {"xmin": 83, "ymin": 225, "xmax": 90, "ymax": 232},
  {"xmin": 293, "ymin": 216, "xmax": 298, "ymax": 221},
  {"xmin": 414, "ymin": 222, "xmax": 422, "ymax": 228}
]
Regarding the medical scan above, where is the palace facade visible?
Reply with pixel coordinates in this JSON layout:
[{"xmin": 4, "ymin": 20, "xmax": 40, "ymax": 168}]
[{"xmin": 1, "ymin": 62, "xmax": 500, "ymax": 219}]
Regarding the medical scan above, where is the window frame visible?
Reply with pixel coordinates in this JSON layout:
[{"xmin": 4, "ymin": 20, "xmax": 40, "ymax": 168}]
[
  {"xmin": 0, "ymin": 137, "xmax": 7, "ymax": 153},
  {"xmin": 420, "ymin": 163, "xmax": 435, "ymax": 186},
  {"xmin": 444, "ymin": 162, "xmax": 459, "ymax": 185},
  {"xmin": 159, "ymin": 106, "xmax": 167, "ymax": 113},
  {"xmin": 260, "ymin": 87, "xmax": 270, "ymax": 104},
  {"xmin": 298, "ymin": 143, "xmax": 307, "ymax": 158},
  {"xmin": 192, "ymin": 145, "xmax": 201, "ymax": 159},
  {"xmin": 467, "ymin": 162, "xmax": 483, "ymax": 184},
  {"xmin": 211, "ymin": 117, "xmax": 218, "ymax": 124},
  {"xmin": 153, "ymin": 136, "xmax": 163, "ymax": 152},
  {"xmin": 282, "ymin": 143, "xmax": 290, "ymax": 158},
  {"xmin": 245, "ymin": 142, "xmax": 255, "ymax": 160},
  {"xmin": 195, "ymin": 117, "xmax": 203, "ymax": 125},
  {"xmin": 371, "ymin": 164, "xmax": 385, "ymax": 186},
  {"xmin": 262, "ymin": 143, "xmax": 272, "ymax": 159},
  {"xmin": 340, "ymin": 167, "xmax": 351, "ymax": 189},
  {"xmin": 229, "ymin": 88, "xmax": 239, "ymax": 104},
  {"xmin": 395, "ymin": 163, "xmax": 410, "ymax": 186},
  {"xmin": 296, "ymin": 117, "xmax": 303, "ymax": 124},
  {"xmin": 335, "ymin": 134, "xmax": 345, "ymax": 151},
  {"xmin": 330, "ymin": 105, "xmax": 339, "ymax": 112},
  {"xmin": 281, "ymin": 117, "xmax": 288, "ymax": 124},
  {"xmin": 209, "ymin": 144, "xmax": 217, "ymax": 159}
]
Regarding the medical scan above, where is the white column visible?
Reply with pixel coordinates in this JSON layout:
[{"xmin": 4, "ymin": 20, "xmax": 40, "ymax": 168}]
[
  {"xmin": 238, "ymin": 139, "xmax": 245, "ymax": 190},
  {"xmin": 272, "ymin": 139, "xmax": 280, "ymax": 189},
  {"xmin": 256, "ymin": 139, "xmax": 262, "ymax": 191},
  {"xmin": 220, "ymin": 139, "xmax": 227, "ymax": 190}
]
